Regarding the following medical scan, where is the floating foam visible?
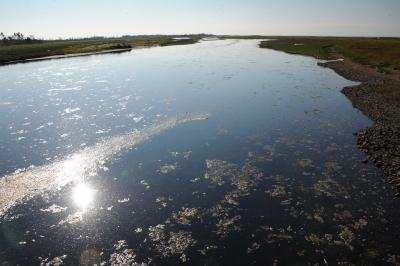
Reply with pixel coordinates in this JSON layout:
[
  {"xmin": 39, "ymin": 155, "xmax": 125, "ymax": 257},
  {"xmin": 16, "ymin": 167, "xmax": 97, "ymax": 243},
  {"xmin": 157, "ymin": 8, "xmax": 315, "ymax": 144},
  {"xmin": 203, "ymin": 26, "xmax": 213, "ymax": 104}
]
[
  {"xmin": 48, "ymin": 86, "xmax": 82, "ymax": 92},
  {"xmin": 0, "ymin": 113, "xmax": 209, "ymax": 216},
  {"xmin": 64, "ymin": 107, "xmax": 80, "ymax": 114}
]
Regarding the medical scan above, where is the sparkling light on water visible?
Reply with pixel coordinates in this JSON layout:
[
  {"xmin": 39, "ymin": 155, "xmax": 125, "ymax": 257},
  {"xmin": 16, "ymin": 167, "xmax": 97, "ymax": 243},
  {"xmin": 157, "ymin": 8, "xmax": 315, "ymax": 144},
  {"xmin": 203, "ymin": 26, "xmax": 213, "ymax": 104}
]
[{"xmin": 72, "ymin": 183, "xmax": 95, "ymax": 210}]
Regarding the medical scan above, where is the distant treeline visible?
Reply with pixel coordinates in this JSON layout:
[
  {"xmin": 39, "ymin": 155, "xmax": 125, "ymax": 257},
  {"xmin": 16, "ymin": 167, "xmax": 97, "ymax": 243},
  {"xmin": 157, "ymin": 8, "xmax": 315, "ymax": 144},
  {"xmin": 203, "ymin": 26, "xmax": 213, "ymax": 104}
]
[
  {"xmin": 0, "ymin": 32, "xmax": 213, "ymax": 45},
  {"xmin": 0, "ymin": 32, "xmax": 42, "ymax": 45}
]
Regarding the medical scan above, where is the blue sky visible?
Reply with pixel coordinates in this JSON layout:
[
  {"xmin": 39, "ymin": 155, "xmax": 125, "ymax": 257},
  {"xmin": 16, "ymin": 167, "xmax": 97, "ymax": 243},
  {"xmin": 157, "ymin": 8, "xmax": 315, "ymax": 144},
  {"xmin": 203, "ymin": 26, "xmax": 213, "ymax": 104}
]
[{"xmin": 1, "ymin": 0, "xmax": 399, "ymax": 38}]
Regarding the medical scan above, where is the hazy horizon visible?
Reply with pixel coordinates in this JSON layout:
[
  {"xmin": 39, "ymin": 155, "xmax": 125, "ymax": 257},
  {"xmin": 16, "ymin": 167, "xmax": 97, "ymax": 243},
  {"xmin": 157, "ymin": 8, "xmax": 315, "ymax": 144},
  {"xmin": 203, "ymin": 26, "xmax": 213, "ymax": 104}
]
[{"xmin": 1, "ymin": 0, "xmax": 400, "ymax": 39}]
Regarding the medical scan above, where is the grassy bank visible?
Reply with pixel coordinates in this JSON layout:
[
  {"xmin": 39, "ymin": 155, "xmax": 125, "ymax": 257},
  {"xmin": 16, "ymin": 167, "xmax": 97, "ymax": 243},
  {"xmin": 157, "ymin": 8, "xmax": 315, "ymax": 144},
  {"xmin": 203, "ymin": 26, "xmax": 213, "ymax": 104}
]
[
  {"xmin": 0, "ymin": 36, "xmax": 201, "ymax": 64},
  {"xmin": 259, "ymin": 37, "xmax": 400, "ymax": 75}
]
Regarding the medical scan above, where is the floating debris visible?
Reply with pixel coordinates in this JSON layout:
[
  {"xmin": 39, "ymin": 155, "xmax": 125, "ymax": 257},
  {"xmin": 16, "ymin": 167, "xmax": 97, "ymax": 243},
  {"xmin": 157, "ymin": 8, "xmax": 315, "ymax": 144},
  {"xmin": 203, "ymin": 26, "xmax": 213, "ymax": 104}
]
[
  {"xmin": 208, "ymin": 204, "xmax": 231, "ymax": 218},
  {"xmin": 338, "ymin": 226, "xmax": 355, "ymax": 250},
  {"xmin": 387, "ymin": 255, "xmax": 400, "ymax": 265},
  {"xmin": 313, "ymin": 178, "xmax": 348, "ymax": 198},
  {"xmin": 204, "ymin": 160, "xmax": 238, "ymax": 186},
  {"xmin": 40, "ymin": 204, "xmax": 67, "ymax": 214},
  {"xmin": 266, "ymin": 185, "xmax": 286, "ymax": 197},
  {"xmin": 333, "ymin": 210, "xmax": 353, "ymax": 222},
  {"xmin": 40, "ymin": 255, "xmax": 67, "ymax": 266},
  {"xmin": 169, "ymin": 151, "xmax": 180, "ymax": 157},
  {"xmin": 169, "ymin": 151, "xmax": 192, "ymax": 160},
  {"xmin": 58, "ymin": 212, "xmax": 83, "ymax": 225},
  {"xmin": 224, "ymin": 191, "xmax": 240, "ymax": 206},
  {"xmin": 266, "ymin": 175, "xmax": 288, "ymax": 198},
  {"xmin": 215, "ymin": 215, "xmax": 241, "ymax": 238},
  {"xmin": 247, "ymin": 242, "xmax": 261, "ymax": 254},
  {"xmin": 247, "ymin": 152, "xmax": 270, "ymax": 163},
  {"xmin": 202, "ymin": 157, "xmax": 265, "ymax": 239},
  {"xmin": 266, "ymin": 232, "xmax": 293, "ymax": 244},
  {"xmin": 305, "ymin": 234, "xmax": 324, "ymax": 246},
  {"xmin": 275, "ymin": 137, "xmax": 289, "ymax": 144},
  {"xmin": 118, "ymin": 198, "xmax": 130, "ymax": 203},
  {"xmin": 197, "ymin": 245, "xmax": 218, "ymax": 256},
  {"xmin": 159, "ymin": 163, "xmax": 178, "ymax": 174},
  {"xmin": 352, "ymin": 218, "xmax": 368, "ymax": 230},
  {"xmin": 232, "ymin": 162, "xmax": 263, "ymax": 192},
  {"xmin": 189, "ymin": 177, "xmax": 200, "ymax": 183},
  {"xmin": 149, "ymin": 224, "xmax": 166, "ymax": 242},
  {"xmin": 140, "ymin": 179, "xmax": 150, "ymax": 189},
  {"xmin": 64, "ymin": 107, "xmax": 80, "ymax": 114},
  {"xmin": 108, "ymin": 240, "xmax": 148, "ymax": 266},
  {"xmin": 133, "ymin": 116, "xmax": 144, "ymax": 123},
  {"xmin": 182, "ymin": 151, "xmax": 192, "ymax": 160},
  {"xmin": 155, "ymin": 197, "xmax": 172, "ymax": 208},
  {"xmin": 297, "ymin": 159, "xmax": 314, "ymax": 168},
  {"xmin": 313, "ymin": 209, "xmax": 325, "ymax": 224},
  {"xmin": 173, "ymin": 207, "xmax": 199, "ymax": 225},
  {"xmin": 79, "ymin": 249, "xmax": 101, "ymax": 266},
  {"xmin": 149, "ymin": 225, "xmax": 196, "ymax": 258},
  {"xmin": 324, "ymin": 161, "xmax": 342, "ymax": 171},
  {"xmin": 180, "ymin": 253, "xmax": 188, "ymax": 262},
  {"xmin": 165, "ymin": 231, "xmax": 196, "ymax": 257}
]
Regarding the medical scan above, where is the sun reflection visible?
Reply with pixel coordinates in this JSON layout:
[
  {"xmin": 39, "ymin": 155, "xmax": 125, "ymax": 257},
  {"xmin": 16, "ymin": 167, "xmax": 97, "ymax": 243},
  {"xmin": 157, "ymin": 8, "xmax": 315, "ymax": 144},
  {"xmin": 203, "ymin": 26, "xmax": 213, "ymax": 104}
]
[
  {"xmin": 56, "ymin": 154, "xmax": 87, "ymax": 187},
  {"xmin": 72, "ymin": 183, "xmax": 95, "ymax": 210}
]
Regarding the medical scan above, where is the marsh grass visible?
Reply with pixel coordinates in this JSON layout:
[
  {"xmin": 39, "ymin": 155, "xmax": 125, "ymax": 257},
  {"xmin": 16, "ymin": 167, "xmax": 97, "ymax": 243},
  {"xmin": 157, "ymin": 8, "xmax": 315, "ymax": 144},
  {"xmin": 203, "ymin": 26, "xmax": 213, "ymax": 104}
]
[{"xmin": 259, "ymin": 37, "xmax": 400, "ymax": 73}]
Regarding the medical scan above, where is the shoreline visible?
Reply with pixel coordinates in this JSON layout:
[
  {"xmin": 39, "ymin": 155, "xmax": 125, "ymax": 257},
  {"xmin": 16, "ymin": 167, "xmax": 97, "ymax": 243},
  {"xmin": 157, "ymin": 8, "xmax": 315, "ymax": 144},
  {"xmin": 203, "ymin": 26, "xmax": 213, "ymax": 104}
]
[
  {"xmin": 258, "ymin": 38, "xmax": 400, "ymax": 198},
  {"xmin": 0, "ymin": 48, "xmax": 133, "ymax": 66},
  {"xmin": 0, "ymin": 36, "xmax": 201, "ymax": 66},
  {"xmin": 318, "ymin": 58, "xmax": 400, "ymax": 197}
]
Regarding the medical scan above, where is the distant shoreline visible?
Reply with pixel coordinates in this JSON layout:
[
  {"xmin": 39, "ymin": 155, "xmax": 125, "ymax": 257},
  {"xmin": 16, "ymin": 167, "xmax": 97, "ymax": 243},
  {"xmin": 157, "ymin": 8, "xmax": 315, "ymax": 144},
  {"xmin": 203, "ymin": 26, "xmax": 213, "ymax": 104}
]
[
  {"xmin": 0, "ymin": 36, "xmax": 201, "ymax": 66},
  {"xmin": 1, "ymin": 48, "xmax": 133, "ymax": 66}
]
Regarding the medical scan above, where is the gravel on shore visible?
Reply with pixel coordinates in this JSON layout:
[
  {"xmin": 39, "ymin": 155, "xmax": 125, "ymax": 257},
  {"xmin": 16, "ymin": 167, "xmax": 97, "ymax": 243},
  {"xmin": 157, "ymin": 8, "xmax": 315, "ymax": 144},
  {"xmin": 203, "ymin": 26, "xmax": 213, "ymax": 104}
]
[{"xmin": 318, "ymin": 59, "xmax": 400, "ymax": 197}]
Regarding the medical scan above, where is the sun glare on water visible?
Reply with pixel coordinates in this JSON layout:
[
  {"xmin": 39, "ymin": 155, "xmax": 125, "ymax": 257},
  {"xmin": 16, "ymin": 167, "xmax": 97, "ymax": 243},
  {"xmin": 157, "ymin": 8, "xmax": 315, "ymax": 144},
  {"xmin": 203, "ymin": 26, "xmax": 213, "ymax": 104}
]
[{"xmin": 72, "ymin": 183, "xmax": 95, "ymax": 210}]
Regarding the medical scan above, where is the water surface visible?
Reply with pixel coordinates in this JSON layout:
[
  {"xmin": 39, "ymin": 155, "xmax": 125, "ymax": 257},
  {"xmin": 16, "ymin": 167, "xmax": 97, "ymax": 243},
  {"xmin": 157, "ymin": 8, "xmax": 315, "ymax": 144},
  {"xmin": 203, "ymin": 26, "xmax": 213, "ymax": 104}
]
[{"xmin": 0, "ymin": 40, "xmax": 399, "ymax": 265}]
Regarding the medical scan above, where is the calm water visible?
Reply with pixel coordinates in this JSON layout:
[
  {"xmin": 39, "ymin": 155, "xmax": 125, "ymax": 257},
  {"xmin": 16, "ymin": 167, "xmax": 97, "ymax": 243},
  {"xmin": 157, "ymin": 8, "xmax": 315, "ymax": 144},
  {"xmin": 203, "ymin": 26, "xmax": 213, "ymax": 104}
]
[{"xmin": 0, "ymin": 40, "xmax": 399, "ymax": 265}]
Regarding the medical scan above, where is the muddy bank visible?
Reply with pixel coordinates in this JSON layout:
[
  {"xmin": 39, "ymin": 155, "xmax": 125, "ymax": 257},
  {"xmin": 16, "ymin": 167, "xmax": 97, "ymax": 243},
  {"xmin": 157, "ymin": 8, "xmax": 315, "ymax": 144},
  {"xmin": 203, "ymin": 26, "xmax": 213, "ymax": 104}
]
[
  {"xmin": 318, "ymin": 59, "xmax": 400, "ymax": 197},
  {"xmin": 1, "ymin": 48, "xmax": 133, "ymax": 66}
]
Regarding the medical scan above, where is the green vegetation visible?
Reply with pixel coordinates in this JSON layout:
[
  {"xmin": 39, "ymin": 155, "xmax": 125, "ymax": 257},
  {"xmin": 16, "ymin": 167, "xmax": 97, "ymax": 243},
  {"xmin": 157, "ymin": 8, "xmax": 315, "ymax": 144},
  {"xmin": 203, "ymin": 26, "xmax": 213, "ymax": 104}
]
[
  {"xmin": 259, "ymin": 37, "xmax": 400, "ymax": 73},
  {"xmin": 260, "ymin": 37, "xmax": 332, "ymax": 59},
  {"xmin": 0, "ymin": 35, "xmax": 202, "ymax": 64}
]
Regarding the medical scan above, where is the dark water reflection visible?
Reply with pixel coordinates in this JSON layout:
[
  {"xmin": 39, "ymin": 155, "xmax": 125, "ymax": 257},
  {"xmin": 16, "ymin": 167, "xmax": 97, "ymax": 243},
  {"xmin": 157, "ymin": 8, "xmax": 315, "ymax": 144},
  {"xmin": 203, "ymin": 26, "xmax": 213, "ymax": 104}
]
[{"xmin": 0, "ymin": 40, "xmax": 399, "ymax": 265}]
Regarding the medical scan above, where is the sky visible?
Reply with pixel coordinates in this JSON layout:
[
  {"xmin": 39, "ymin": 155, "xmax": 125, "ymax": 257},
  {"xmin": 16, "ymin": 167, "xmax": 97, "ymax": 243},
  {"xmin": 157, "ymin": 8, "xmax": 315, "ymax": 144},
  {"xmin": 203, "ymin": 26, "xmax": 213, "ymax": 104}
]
[{"xmin": 1, "ymin": 0, "xmax": 399, "ymax": 38}]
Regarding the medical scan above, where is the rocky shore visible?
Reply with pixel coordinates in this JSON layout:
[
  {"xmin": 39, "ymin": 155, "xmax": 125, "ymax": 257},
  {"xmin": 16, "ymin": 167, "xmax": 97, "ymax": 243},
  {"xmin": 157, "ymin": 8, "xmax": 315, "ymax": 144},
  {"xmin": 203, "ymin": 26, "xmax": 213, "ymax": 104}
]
[{"xmin": 318, "ymin": 59, "xmax": 400, "ymax": 197}]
